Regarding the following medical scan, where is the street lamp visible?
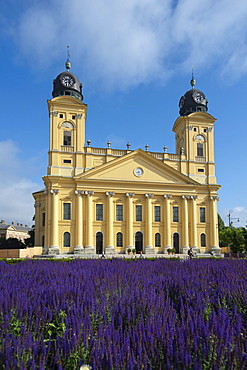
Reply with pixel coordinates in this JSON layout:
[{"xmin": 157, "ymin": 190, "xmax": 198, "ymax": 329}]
[{"xmin": 227, "ymin": 209, "xmax": 240, "ymax": 227}]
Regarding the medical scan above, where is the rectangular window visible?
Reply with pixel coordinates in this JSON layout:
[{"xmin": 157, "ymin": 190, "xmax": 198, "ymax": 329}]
[
  {"xmin": 63, "ymin": 203, "xmax": 71, "ymax": 220},
  {"xmin": 200, "ymin": 207, "xmax": 206, "ymax": 222},
  {"xmin": 116, "ymin": 204, "xmax": 123, "ymax": 221},
  {"xmin": 198, "ymin": 168, "xmax": 204, "ymax": 172},
  {"xmin": 64, "ymin": 131, "xmax": 71, "ymax": 146},
  {"xmin": 136, "ymin": 205, "xmax": 142, "ymax": 222},
  {"xmin": 197, "ymin": 143, "xmax": 203, "ymax": 156},
  {"xmin": 173, "ymin": 206, "xmax": 179, "ymax": 222},
  {"xmin": 42, "ymin": 213, "xmax": 45, "ymax": 227},
  {"xmin": 154, "ymin": 206, "xmax": 161, "ymax": 222},
  {"xmin": 64, "ymin": 159, "xmax": 71, "ymax": 164},
  {"xmin": 96, "ymin": 204, "xmax": 103, "ymax": 221}
]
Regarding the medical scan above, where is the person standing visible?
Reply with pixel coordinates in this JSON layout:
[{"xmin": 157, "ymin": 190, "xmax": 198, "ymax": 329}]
[{"xmin": 188, "ymin": 247, "xmax": 194, "ymax": 259}]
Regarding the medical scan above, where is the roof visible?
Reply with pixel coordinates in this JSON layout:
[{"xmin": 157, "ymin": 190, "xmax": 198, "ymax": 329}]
[{"xmin": 0, "ymin": 222, "xmax": 31, "ymax": 232}]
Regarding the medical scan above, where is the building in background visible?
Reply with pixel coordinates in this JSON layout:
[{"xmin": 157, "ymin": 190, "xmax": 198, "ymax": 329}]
[
  {"xmin": 33, "ymin": 60, "xmax": 221, "ymax": 256},
  {"xmin": 0, "ymin": 220, "xmax": 31, "ymax": 243}
]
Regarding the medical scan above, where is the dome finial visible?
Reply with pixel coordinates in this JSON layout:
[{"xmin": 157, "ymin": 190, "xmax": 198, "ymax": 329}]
[
  {"xmin": 65, "ymin": 45, "xmax": 71, "ymax": 71},
  {"xmin": 190, "ymin": 66, "xmax": 196, "ymax": 88}
]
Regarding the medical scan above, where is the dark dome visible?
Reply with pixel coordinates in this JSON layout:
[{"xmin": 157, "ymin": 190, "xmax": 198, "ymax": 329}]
[
  {"xmin": 179, "ymin": 87, "xmax": 208, "ymax": 116},
  {"xmin": 52, "ymin": 71, "xmax": 83, "ymax": 101}
]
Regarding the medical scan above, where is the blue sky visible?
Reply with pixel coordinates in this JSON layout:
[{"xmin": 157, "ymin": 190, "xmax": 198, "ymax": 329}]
[{"xmin": 0, "ymin": 0, "xmax": 247, "ymax": 227}]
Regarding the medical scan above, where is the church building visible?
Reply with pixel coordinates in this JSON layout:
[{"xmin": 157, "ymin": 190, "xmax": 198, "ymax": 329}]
[{"xmin": 33, "ymin": 60, "xmax": 221, "ymax": 256}]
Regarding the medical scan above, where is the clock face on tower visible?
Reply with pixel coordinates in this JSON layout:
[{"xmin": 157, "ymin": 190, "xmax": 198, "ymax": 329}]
[
  {"xmin": 61, "ymin": 75, "xmax": 75, "ymax": 87},
  {"xmin": 192, "ymin": 91, "xmax": 205, "ymax": 104}
]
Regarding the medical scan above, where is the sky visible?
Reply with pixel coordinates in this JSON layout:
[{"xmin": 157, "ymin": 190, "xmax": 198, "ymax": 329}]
[{"xmin": 0, "ymin": 0, "xmax": 247, "ymax": 228}]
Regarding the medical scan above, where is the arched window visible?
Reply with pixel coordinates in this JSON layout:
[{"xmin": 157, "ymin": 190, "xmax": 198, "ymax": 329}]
[
  {"xmin": 201, "ymin": 233, "xmax": 206, "ymax": 247},
  {"xmin": 195, "ymin": 134, "xmax": 205, "ymax": 141},
  {"xmin": 116, "ymin": 232, "xmax": 123, "ymax": 247},
  {"xmin": 64, "ymin": 232, "xmax": 70, "ymax": 248},
  {"xmin": 155, "ymin": 233, "xmax": 161, "ymax": 248}
]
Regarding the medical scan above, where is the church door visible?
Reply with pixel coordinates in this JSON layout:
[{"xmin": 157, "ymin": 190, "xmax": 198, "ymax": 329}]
[
  {"xmin": 96, "ymin": 232, "xmax": 103, "ymax": 254},
  {"xmin": 135, "ymin": 231, "xmax": 143, "ymax": 254},
  {"xmin": 173, "ymin": 232, "xmax": 179, "ymax": 254}
]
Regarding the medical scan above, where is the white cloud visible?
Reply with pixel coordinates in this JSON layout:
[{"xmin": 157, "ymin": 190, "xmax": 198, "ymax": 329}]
[
  {"xmin": 0, "ymin": 140, "xmax": 41, "ymax": 226},
  {"xmin": 11, "ymin": 0, "xmax": 247, "ymax": 88},
  {"xmin": 8, "ymin": 0, "xmax": 247, "ymax": 89}
]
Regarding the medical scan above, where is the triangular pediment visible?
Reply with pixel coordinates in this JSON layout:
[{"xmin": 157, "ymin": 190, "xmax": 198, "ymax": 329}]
[
  {"xmin": 5, "ymin": 225, "xmax": 16, "ymax": 231},
  {"xmin": 74, "ymin": 149, "xmax": 199, "ymax": 185}
]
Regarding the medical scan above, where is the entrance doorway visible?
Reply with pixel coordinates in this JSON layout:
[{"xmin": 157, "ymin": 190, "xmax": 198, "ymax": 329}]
[
  {"xmin": 173, "ymin": 232, "xmax": 179, "ymax": 254},
  {"xmin": 135, "ymin": 231, "xmax": 143, "ymax": 254},
  {"xmin": 96, "ymin": 232, "xmax": 103, "ymax": 254}
]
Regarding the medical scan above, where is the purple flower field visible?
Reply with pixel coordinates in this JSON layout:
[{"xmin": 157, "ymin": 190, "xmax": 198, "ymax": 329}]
[{"xmin": 1, "ymin": 258, "xmax": 247, "ymax": 369}]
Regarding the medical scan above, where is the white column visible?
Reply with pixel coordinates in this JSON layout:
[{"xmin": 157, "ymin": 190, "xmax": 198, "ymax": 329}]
[
  {"xmin": 126, "ymin": 193, "xmax": 134, "ymax": 251},
  {"xmin": 85, "ymin": 191, "xmax": 94, "ymax": 254},
  {"xmin": 74, "ymin": 190, "xmax": 84, "ymax": 253},
  {"xmin": 105, "ymin": 192, "xmax": 115, "ymax": 254},
  {"xmin": 163, "ymin": 194, "xmax": 172, "ymax": 252},
  {"xmin": 182, "ymin": 195, "xmax": 189, "ymax": 253},
  {"xmin": 49, "ymin": 189, "xmax": 60, "ymax": 254}
]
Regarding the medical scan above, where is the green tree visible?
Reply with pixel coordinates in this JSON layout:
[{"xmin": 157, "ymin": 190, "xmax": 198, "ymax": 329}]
[
  {"xmin": 24, "ymin": 227, "xmax": 35, "ymax": 247},
  {"xmin": 218, "ymin": 214, "xmax": 225, "ymax": 232},
  {"xmin": 219, "ymin": 226, "xmax": 245, "ymax": 253},
  {"xmin": 0, "ymin": 238, "xmax": 26, "ymax": 249}
]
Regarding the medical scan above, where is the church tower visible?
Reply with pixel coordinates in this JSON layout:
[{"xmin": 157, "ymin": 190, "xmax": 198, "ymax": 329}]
[
  {"xmin": 47, "ymin": 56, "xmax": 87, "ymax": 177},
  {"xmin": 172, "ymin": 74, "xmax": 217, "ymax": 185}
]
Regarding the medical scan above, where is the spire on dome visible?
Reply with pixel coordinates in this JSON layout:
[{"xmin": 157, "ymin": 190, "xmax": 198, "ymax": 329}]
[
  {"xmin": 65, "ymin": 45, "xmax": 71, "ymax": 71},
  {"xmin": 190, "ymin": 66, "xmax": 196, "ymax": 88}
]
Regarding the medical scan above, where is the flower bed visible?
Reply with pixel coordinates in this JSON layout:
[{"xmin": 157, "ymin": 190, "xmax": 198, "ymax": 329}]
[{"xmin": 0, "ymin": 258, "xmax": 247, "ymax": 369}]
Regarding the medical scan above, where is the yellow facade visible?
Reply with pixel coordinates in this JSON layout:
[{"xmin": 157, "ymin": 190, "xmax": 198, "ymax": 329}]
[{"xmin": 33, "ymin": 68, "xmax": 221, "ymax": 256}]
